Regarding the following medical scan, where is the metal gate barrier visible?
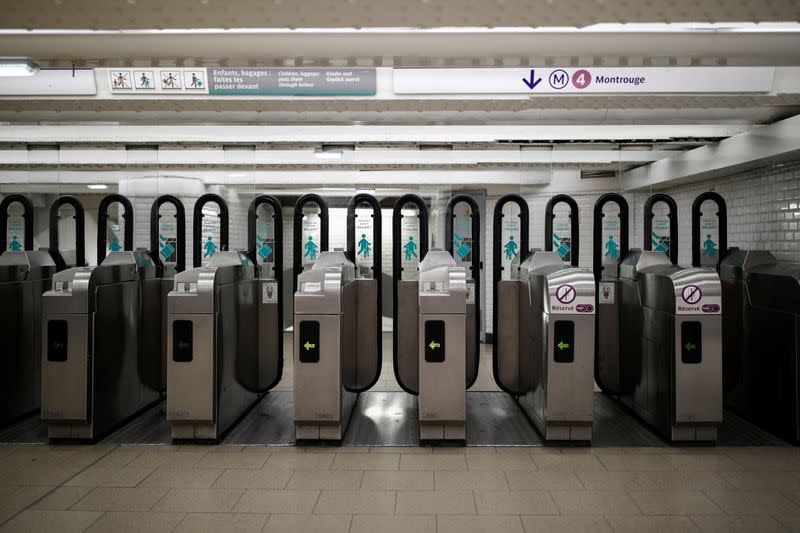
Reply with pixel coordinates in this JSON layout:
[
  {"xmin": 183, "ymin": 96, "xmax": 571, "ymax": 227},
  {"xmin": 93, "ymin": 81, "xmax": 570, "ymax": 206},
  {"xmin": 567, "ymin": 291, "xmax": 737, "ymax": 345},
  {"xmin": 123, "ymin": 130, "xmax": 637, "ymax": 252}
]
[
  {"xmin": 592, "ymin": 193, "xmax": 630, "ymax": 395},
  {"xmin": 445, "ymin": 194, "xmax": 481, "ymax": 389},
  {"xmin": 392, "ymin": 193, "xmax": 429, "ymax": 395}
]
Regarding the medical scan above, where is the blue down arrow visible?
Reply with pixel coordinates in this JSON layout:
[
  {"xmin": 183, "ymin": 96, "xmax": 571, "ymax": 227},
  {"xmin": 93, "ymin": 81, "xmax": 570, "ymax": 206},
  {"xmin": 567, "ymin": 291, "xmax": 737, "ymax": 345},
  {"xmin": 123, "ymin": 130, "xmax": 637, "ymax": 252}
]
[{"xmin": 522, "ymin": 69, "xmax": 543, "ymax": 90}]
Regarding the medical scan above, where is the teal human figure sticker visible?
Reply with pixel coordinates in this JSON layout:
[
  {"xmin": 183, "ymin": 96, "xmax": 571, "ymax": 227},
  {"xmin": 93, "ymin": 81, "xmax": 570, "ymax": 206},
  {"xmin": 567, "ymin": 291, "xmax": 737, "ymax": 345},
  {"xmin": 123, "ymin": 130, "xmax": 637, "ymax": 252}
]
[
  {"xmin": 109, "ymin": 234, "xmax": 122, "ymax": 252},
  {"xmin": 702, "ymin": 234, "xmax": 717, "ymax": 258},
  {"xmin": 504, "ymin": 234, "xmax": 519, "ymax": 261},
  {"xmin": 604, "ymin": 235, "xmax": 619, "ymax": 261},
  {"xmin": 304, "ymin": 235, "xmax": 318, "ymax": 261},
  {"xmin": 8, "ymin": 234, "xmax": 22, "ymax": 251},
  {"xmin": 403, "ymin": 235, "xmax": 418, "ymax": 261},
  {"xmin": 203, "ymin": 235, "xmax": 217, "ymax": 258},
  {"xmin": 357, "ymin": 233, "xmax": 371, "ymax": 258}
]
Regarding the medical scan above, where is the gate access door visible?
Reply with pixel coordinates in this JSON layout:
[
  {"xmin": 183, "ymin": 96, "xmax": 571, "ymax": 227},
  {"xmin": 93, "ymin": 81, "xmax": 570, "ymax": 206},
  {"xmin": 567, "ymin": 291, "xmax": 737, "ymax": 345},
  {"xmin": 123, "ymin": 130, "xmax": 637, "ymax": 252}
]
[
  {"xmin": 345, "ymin": 193, "xmax": 382, "ymax": 392},
  {"xmin": 491, "ymin": 194, "xmax": 530, "ymax": 395},
  {"xmin": 393, "ymin": 194, "xmax": 429, "ymax": 395},
  {"xmin": 445, "ymin": 194, "xmax": 481, "ymax": 389}
]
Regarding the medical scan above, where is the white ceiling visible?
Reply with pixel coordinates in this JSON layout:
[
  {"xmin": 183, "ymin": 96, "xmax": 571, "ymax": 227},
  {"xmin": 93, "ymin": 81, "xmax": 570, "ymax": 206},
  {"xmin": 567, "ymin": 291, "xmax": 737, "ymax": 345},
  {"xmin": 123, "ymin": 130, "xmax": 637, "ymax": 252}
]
[{"xmin": 2, "ymin": 1, "xmax": 799, "ymax": 29}]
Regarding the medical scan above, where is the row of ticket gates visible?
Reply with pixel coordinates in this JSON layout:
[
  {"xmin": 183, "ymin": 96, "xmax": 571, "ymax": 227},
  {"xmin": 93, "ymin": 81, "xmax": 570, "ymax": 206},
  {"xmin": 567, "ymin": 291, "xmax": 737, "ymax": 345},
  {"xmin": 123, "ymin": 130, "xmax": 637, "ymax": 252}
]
[{"xmin": 0, "ymin": 191, "xmax": 798, "ymax": 445}]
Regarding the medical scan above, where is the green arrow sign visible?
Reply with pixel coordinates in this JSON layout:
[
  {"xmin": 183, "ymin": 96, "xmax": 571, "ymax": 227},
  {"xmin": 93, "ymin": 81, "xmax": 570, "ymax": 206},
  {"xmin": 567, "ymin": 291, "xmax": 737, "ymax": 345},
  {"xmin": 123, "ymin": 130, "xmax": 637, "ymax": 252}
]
[
  {"xmin": 685, "ymin": 342, "xmax": 696, "ymax": 351},
  {"xmin": 428, "ymin": 341, "xmax": 441, "ymax": 350},
  {"xmin": 304, "ymin": 341, "xmax": 316, "ymax": 351},
  {"xmin": 557, "ymin": 341, "xmax": 570, "ymax": 351}
]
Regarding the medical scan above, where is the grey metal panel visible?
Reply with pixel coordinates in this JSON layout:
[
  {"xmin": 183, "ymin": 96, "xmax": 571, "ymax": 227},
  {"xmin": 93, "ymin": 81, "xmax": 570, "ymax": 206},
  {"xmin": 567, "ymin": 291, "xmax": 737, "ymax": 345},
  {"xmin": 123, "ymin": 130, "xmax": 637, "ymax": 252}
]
[
  {"xmin": 466, "ymin": 297, "xmax": 477, "ymax": 389},
  {"xmin": 495, "ymin": 280, "xmax": 522, "ymax": 394},
  {"xmin": 349, "ymin": 278, "xmax": 380, "ymax": 391},
  {"xmin": 674, "ymin": 316, "xmax": 723, "ymax": 425},
  {"xmin": 139, "ymin": 276, "xmax": 165, "ymax": 391},
  {"xmin": 396, "ymin": 280, "xmax": 419, "ymax": 394},
  {"xmin": 596, "ymin": 279, "xmax": 623, "ymax": 393},
  {"xmin": 293, "ymin": 314, "xmax": 343, "ymax": 424},
  {"xmin": 167, "ymin": 314, "xmax": 215, "ymax": 422},
  {"xmin": 256, "ymin": 278, "xmax": 281, "ymax": 388},
  {"xmin": 40, "ymin": 313, "xmax": 89, "ymax": 422},
  {"xmin": 418, "ymin": 313, "xmax": 466, "ymax": 424}
]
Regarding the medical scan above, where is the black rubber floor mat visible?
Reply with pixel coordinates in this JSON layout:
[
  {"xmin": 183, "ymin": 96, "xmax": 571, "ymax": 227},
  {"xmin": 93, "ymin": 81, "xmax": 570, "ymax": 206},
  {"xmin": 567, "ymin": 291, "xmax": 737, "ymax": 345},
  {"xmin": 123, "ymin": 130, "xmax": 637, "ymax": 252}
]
[
  {"xmin": 101, "ymin": 402, "xmax": 171, "ymax": 445},
  {"xmin": 592, "ymin": 393, "xmax": 667, "ymax": 447},
  {"xmin": 718, "ymin": 409, "xmax": 789, "ymax": 447},
  {"xmin": 0, "ymin": 414, "xmax": 48, "ymax": 444},
  {"xmin": 223, "ymin": 391, "xmax": 295, "ymax": 445},
  {"xmin": 343, "ymin": 392, "xmax": 419, "ymax": 446},
  {"xmin": 468, "ymin": 392, "xmax": 543, "ymax": 446}
]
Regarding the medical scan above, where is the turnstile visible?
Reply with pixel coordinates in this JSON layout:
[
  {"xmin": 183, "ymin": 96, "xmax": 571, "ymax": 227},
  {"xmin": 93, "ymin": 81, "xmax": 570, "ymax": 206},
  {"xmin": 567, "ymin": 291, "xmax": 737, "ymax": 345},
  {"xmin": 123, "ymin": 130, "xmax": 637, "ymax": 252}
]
[
  {"xmin": 166, "ymin": 251, "xmax": 259, "ymax": 439},
  {"xmin": 513, "ymin": 251, "xmax": 596, "ymax": 441},
  {"xmin": 720, "ymin": 250, "xmax": 800, "ymax": 442},
  {"xmin": 293, "ymin": 251, "xmax": 358, "ymax": 440},
  {"xmin": 619, "ymin": 250, "xmax": 723, "ymax": 441},
  {"xmin": 418, "ymin": 251, "xmax": 467, "ymax": 441},
  {"xmin": 41, "ymin": 251, "xmax": 161, "ymax": 439}
]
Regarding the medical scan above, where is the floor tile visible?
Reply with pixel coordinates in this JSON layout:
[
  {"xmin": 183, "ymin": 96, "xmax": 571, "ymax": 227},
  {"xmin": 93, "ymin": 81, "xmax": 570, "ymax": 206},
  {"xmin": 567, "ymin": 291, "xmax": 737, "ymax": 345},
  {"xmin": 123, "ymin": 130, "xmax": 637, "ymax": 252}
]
[
  {"xmin": 597, "ymin": 454, "xmax": 675, "ymax": 471},
  {"xmin": 263, "ymin": 514, "xmax": 351, "ymax": 533},
  {"xmin": 152, "ymin": 488, "xmax": 243, "ymax": 513},
  {"xmin": 576, "ymin": 471, "xmax": 657, "ymax": 491},
  {"xmin": 399, "ymin": 454, "xmax": 467, "ymax": 471},
  {"xmin": 361, "ymin": 471, "xmax": 434, "ymax": 491},
  {"xmin": 507, "ymin": 470, "xmax": 585, "ymax": 491},
  {"xmin": 350, "ymin": 515, "xmax": 435, "ymax": 533},
  {"xmin": 532, "ymin": 454, "xmax": 606, "ymax": 471},
  {"xmin": 520, "ymin": 515, "xmax": 614, "ymax": 533},
  {"xmin": 211, "ymin": 467, "xmax": 293, "ymax": 490},
  {"xmin": 720, "ymin": 471, "xmax": 800, "ymax": 491},
  {"xmin": 139, "ymin": 467, "xmax": 223, "ymax": 489},
  {"xmin": 126, "ymin": 450, "xmax": 206, "ymax": 469},
  {"xmin": 287, "ymin": 470, "xmax": 364, "ymax": 490},
  {"xmin": 331, "ymin": 453, "xmax": 399, "ymax": 471},
  {"xmin": 174, "ymin": 512, "xmax": 267, "ymax": 533},
  {"xmin": 664, "ymin": 454, "xmax": 741, "ymax": 471},
  {"xmin": 437, "ymin": 515, "xmax": 525, "ymax": 533},
  {"xmin": 705, "ymin": 489, "xmax": 800, "ymax": 515},
  {"xmin": 370, "ymin": 446, "xmax": 431, "ymax": 454},
  {"xmin": 395, "ymin": 490, "xmax": 476, "ymax": 515},
  {"xmin": 628, "ymin": 491, "xmax": 723, "ymax": 515},
  {"xmin": 0, "ymin": 510, "xmax": 102, "ymax": 533},
  {"xmin": 0, "ymin": 485, "xmax": 52, "ymax": 522},
  {"xmin": 233, "ymin": 489, "xmax": 319, "ymax": 514},
  {"xmin": 550, "ymin": 490, "xmax": 641, "ymax": 515},
  {"xmin": 474, "ymin": 490, "xmax": 558, "ymax": 515},
  {"xmin": 65, "ymin": 466, "xmax": 155, "ymax": 488},
  {"xmin": 73, "ymin": 487, "xmax": 169, "ymax": 511},
  {"xmin": 265, "ymin": 453, "xmax": 334, "ymax": 470},
  {"xmin": 32, "ymin": 486, "xmax": 93, "ymax": 511},
  {"xmin": 435, "ymin": 470, "xmax": 509, "ymax": 490},
  {"xmin": 466, "ymin": 454, "xmax": 537, "ymax": 471},
  {"xmin": 84, "ymin": 511, "xmax": 186, "ymax": 533},
  {"xmin": 643, "ymin": 471, "xmax": 733, "ymax": 491},
  {"xmin": 691, "ymin": 514, "xmax": 789, "ymax": 533},
  {"xmin": 605, "ymin": 515, "xmax": 700, "ymax": 533},
  {"xmin": 313, "ymin": 490, "xmax": 396, "ymax": 514},
  {"xmin": 192, "ymin": 453, "xmax": 269, "ymax": 470}
]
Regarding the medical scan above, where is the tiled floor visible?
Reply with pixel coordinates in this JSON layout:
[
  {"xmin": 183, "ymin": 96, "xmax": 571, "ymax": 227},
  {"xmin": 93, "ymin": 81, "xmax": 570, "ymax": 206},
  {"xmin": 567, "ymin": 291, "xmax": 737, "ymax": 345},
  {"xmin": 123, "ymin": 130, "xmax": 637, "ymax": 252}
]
[{"xmin": 2, "ymin": 444, "xmax": 800, "ymax": 532}]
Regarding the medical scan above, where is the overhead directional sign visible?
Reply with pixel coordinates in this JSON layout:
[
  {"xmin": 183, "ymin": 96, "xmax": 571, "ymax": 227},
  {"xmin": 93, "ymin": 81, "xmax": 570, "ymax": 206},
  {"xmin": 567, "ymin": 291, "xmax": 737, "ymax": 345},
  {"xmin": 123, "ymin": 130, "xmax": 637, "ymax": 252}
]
[
  {"xmin": 393, "ymin": 67, "xmax": 775, "ymax": 94},
  {"xmin": 208, "ymin": 67, "xmax": 376, "ymax": 95}
]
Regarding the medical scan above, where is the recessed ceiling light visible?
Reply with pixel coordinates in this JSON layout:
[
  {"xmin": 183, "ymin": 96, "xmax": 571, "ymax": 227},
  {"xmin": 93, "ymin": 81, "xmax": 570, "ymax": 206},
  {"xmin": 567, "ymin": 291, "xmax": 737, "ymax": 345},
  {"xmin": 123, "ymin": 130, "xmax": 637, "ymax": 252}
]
[
  {"xmin": 314, "ymin": 147, "xmax": 344, "ymax": 160},
  {"xmin": 87, "ymin": 184, "xmax": 108, "ymax": 190},
  {"xmin": 0, "ymin": 60, "xmax": 39, "ymax": 77}
]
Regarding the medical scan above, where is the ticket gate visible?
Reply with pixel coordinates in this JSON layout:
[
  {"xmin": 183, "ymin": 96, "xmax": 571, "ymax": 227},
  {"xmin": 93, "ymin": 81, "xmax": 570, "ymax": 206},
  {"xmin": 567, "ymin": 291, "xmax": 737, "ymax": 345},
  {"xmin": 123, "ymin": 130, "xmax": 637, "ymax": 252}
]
[
  {"xmin": 293, "ymin": 251, "xmax": 358, "ymax": 440},
  {"xmin": 719, "ymin": 251, "xmax": 800, "ymax": 441},
  {"xmin": 614, "ymin": 193, "xmax": 722, "ymax": 442},
  {"xmin": 41, "ymin": 250, "xmax": 161, "ymax": 439},
  {"xmin": 166, "ymin": 251, "xmax": 259, "ymax": 439},
  {"xmin": 619, "ymin": 250, "xmax": 723, "ymax": 441},
  {"xmin": 514, "ymin": 251, "xmax": 596, "ymax": 441},
  {"xmin": 494, "ymin": 194, "xmax": 595, "ymax": 441},
  {"xmin": 417, "ymin": 250, "xmax": 467, "ymax": 441}
]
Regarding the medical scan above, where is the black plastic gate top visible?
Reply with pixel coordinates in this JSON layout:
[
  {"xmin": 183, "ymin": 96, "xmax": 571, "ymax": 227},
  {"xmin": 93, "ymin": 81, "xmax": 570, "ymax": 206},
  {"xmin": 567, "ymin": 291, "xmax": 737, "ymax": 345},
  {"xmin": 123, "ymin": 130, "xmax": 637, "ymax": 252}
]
[
  {"xmin": 0, "ymin": 194, "xmax": 34, "ymax": 252},
  {"xmin": 192, "ymin": 193, "xmax": 229, "ymax": 268},
  {"xmin": 643, "ymin": 193, "xmax": 679, "ymax": 265},
  {"xmin": 293, "ymin": 193, "xmax": 329, "ymax": 293},
  {"xmin": 97, "ymin": 194, "xmax": 134, "ymax": 263},
  {"xmin": 346, "ymin": 193, "xmax": 383, "ymax": 393},
  {"xmin": 392, "ymin": 193, "xmax": 429, "ymax": 396},
  {"xmin": 49, "ymin": 195, "xmax": 86, "ymax": 269},
  {"xmin": 150, "ymin": 195, "xmax": 186, "ymax": 273},
  {"xmin": 691, "ymin": 192, "xmax": 727, "ymax": 269},
  {"xmin": 544, "ymin": 194, "xmax": 580, "ymax": 267},
  {"xmin": 445, "ymin": 194, "xmax": 481, "ymax": 389},
  {"xmin": 491, "ymin": 194, "xmax": 530, "ymax": 396},
  {"xmin": 592, "ymin": 193, "xmax": 629, "ymax": 284}
]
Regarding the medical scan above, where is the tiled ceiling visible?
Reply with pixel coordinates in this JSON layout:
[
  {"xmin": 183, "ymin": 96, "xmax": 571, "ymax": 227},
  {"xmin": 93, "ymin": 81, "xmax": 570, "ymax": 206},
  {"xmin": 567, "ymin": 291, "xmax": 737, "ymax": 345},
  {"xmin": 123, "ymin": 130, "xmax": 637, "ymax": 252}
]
[{"xmin": 2, "ymin": 0, "xmax": 799, "ymax": 30}]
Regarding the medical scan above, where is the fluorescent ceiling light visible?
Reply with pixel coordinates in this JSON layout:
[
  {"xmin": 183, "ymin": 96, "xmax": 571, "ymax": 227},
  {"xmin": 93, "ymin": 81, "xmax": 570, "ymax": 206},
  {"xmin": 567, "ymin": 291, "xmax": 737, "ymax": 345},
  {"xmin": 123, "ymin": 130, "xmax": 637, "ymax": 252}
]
[
  {"xmin": 0, "ymin": 60, "xmax": 39, "ymax": 77},
  {"xmin": 86, "ymin": 183, "xmax": 108, "ymax": 190},
  {"xmin": 314, "ymin": 147, "xmax": 344, "ymax": 160}
]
